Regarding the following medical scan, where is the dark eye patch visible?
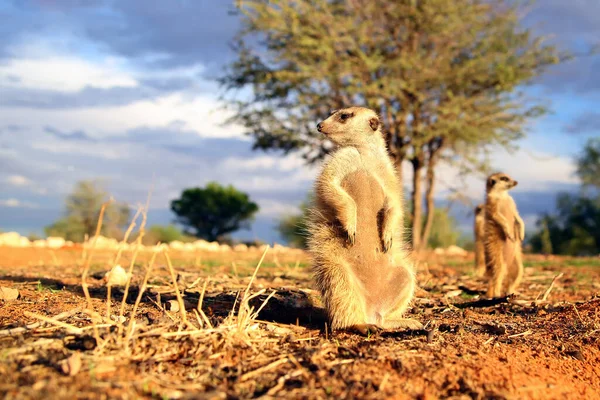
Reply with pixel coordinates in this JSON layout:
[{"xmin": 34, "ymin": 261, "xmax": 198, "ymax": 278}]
[
  {"xmin": 500, "ymin": 176, "xmax": 509, "ymax": 182},
  {"xmin": 339, "ymin": 112, "xmax": 354, "ymax": 121}
]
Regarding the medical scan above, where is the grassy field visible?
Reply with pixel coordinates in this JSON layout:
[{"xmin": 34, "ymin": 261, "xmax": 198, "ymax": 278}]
[{"xmin": 0, "ymin": 246, "xmax": 598, "ymax": 399}]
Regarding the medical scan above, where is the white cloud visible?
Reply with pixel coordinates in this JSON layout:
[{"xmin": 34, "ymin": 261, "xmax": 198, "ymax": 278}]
[
  {"xmin": 0, "ymin": 93, "xmax": 244, "ymax": 139},
  {"xmin": 29, "ymin": 141, "xmax": 126, "ymax": 160},
  {"xmin": 222, "ymin": 153, "xmax": 314, "ymax": 173},
  {"xmin": 406, "ymin": 147, "xmax": 579, "ymax": 202},
  {"xmin": 0, "ymin": 56, "xmax": 138, "ymax": 92},
  {"xmin": 0, "ymin": 198, "xmax": 38, "ymax": 208},
  {"xmin": 6, "ymin": 175, "xmax": 31, "ymax": 186},
  {"xmin": 256, "ymin": 199, "xmax": 301, "ymax": 217}
]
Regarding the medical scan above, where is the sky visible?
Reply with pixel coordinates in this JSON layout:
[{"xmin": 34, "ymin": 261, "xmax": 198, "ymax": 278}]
[{"xmin": 0, "ymin": 0, "xmax": 598, "ymax": 244}]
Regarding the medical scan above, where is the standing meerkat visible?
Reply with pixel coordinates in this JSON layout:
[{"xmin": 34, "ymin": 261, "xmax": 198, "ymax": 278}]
[
  {"xmin": 473, "ymin": 204, "xmax": 486, "ymax": 277},
  {"xmin": 307, "ymin": 106, "xmax": 421, "ymax": 335},
  {"xmin": 483, "ymin": 172, "xmax": 525, "ymax": 298}
]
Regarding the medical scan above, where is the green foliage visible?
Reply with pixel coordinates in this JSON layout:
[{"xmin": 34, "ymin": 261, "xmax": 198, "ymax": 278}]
[
  {"xmin": 529, "ymin": 194, "xmax": 600, "ymax": 256},
  {"xmin": 540, "ymin": 219, "xmax": 553, "ymax": 255},
  {"xmin": 427, "ymin": 208, "xmax": 460, "ymax": 249},
  {"xmin": 277, "ymin": 193, "xmax": 313, "ymax": 249},
  {"xmin": 144, "ymin": 225, "xmax": 194, "ymax": 245},
  {"xmin": 576, "ymin": 137, "xmax": 600, "ymax": 189},
  {"xmin": 27, "ymin": 233, "xmax": 42, "ymax": 242},
  {"xmin": 45, "ymin": 180, "xmax": 131, "ymax": 242},
  {"xmin": 171, "ymin": 182, "xmax": 259, "ymax": 242},
  {"xmin": 221, "ymin": 0, "xmax": 565, "ymax": 250}
]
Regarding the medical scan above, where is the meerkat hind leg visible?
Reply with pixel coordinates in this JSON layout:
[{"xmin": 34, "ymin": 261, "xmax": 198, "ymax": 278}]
[
  {"xmin": 506, "ymin": 252, "xmax": 524, "ymax": 295},
  {"xmin": 487, "ymin": 261, "xmax": 507, "ymax": 298},
  {"xmin": 382, "ymin": 318, "xmax": 423, "ymax": 330},
  {"xmin": 345, "ymin": 324, "xmax": 382, "ymax": 336},
  {"xmin": 379, "ymin": 267, "xmax": 422, "ymax": 330}
]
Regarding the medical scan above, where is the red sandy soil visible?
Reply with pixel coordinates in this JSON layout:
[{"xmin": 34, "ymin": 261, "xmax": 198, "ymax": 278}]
[{"xmin": 0, "ymin": 246, "xmax": 598, "ymax": 399}]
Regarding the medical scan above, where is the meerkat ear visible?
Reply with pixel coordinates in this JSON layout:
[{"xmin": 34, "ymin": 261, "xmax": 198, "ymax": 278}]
[
  {"xmin": 369, "ymin": 117, "xmax": 379, "ymax": 131},
  {"xmin": 489, "ymin": 178, "xmax": 496, "ymax": 187}
]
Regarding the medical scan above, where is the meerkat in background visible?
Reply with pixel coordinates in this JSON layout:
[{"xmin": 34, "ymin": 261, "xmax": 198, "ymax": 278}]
[
  {"xmin": 307, "ymin": 106, "xmax": 421, "ymax": 335},
  {"xmin": 474, "ymin": 204, "xmax": 486, "ymax": 277},
  {"xmin": 483, "ymin": 172, "xmax": 525, "ymax": 298}
]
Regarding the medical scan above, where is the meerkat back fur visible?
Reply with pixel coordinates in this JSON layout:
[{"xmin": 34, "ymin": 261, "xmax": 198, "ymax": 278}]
[
  {"xmin": 483, "ymin": 172, "xmax": 525, "ymax": 298},
  {"xmin": 474, "ymin": 204, "xmax": 486, "ymax": 277},
  {"xmin": 307, "ymin": 106, "xmax": 421, "ymax": 334}
]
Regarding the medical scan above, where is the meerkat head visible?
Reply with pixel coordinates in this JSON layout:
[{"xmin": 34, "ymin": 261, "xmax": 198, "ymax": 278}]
[
  {"xmin": 486, "ymin": 172, "xmax": 518, "ymax": 194},
  {"xmin": 316, "ymin": 106, "xmax": 382, "ymax": 147}
]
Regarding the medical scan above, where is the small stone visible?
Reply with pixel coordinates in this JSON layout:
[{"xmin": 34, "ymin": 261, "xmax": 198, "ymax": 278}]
[
  {"xmin": 104, "ymin": 265, "xmax": 130, "ymax": 286},
  {"xmin": 61, "ymin": 352, "xmax": 82, "ymax": 376},
  {"xmin": 0, "ymin": 287, "xmax": 19, "ymax": 301}
]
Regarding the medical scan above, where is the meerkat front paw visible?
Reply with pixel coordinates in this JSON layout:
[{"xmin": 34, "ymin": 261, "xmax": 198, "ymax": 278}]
[
  {"xmin": 505, "ymin": 231, "xmax": 515, "ymax": 242},
  {"xmin": 341, "ymin": 210, "xmax": 357, "ymax": 246},
  {"xmin": 381, "ymin": 228, "xmax": 393, "ymax": 253},
  {"xmin": 519, "ymin": 225, "xmax": 525, "ymax": 241}
]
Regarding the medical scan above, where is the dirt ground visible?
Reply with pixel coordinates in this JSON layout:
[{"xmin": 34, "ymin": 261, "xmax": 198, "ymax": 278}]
[{"xmin": 0, "ymin": 246, "xmax": 598, "ymax": 399}]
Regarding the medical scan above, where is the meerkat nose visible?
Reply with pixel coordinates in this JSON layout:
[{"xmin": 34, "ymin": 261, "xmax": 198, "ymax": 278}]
[
  {"xmin": 513, "ymin": 180, "xmax": 518, "ymax": 186},
  {"xmin": 317, "ymin": 123, "xmax": 323, "ymax": 132}
]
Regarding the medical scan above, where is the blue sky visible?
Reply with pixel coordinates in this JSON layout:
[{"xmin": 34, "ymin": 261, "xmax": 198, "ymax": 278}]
[{"xmin": 0, "ymin": 0, "xmax": 598, "ymax": 243}]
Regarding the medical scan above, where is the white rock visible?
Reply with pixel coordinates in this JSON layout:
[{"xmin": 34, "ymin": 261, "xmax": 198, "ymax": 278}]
[
  {"xmin": 445, "ymin": 245, "xmax": 468, "ymax": 257},
  {"xmin": 46, "ymin": 236, "xmax": 66, "ymax": 249},
  {"xmin": 169, "ymin": 240, "xmax": 185, "ymax": 250},
  {"xmin": 105, "ymin": 265, "xmax": 130, "ymax": 286},
  {"xmin": 182, "ymin": 243, "xmax": 195, "ymax": 252},
  {"xmin": 219, "ymin": 244, "xmax": 232, "ymax": 252},
  {"xmin": 0, "ymin": 232, "xmax": 26, "ymax": 247},
  {"xmin": 233, "ymin": 243, "xmax": 248, "ymax": 252},
  {"xmin": 205, "ymin": 242, "xmax": 221, "ymax": 252}
]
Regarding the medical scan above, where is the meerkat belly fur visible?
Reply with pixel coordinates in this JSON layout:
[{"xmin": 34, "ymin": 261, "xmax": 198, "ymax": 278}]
[
  {"xmin": 483, "ymin": 172, "xmax": 525, "ymax": 298},
  {"xmin": 307, "ymin": 106, "xmax": 421, "ymax": 334},
  {"xmin": 474, "ymin": 204, "xmax": 486, "ymax": 277}
]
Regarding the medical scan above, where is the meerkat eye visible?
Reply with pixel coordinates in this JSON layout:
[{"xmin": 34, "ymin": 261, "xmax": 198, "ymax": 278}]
[
  {"xmin": 339, "ymin": 112, "xmax": 353, "ymax": 121},
  {"xmin": 500, "ymin": 177, "xmax": 509, "ymax": 182}
]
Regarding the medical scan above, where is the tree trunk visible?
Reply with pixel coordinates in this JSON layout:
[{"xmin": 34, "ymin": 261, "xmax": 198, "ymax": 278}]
[
  {"xmin": 419, "ymin": 156, "xmax": 437, "ymax": 253},
  {"xmin": 411, "ymin": 156, "xmax": 424, "ymax": 251}
]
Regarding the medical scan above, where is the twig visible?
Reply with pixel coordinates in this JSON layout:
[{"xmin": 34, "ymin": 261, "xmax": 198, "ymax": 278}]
[
  {"xmin": 82, "ymin": 202, "xmax": 108, "ymax": 310},
  {"xmin": 541, "ymin": 273, "xmax": 564, "ymax": 302},
  {"xmin": 23, "ymin": 311, "xmax": 83, "ymax": 335},
  {"xmin": 379, "ymin": 373, "xmax": 391, "ymax": 392},
  {"xmin": 240, "ymin": 357, "xmax": 289, "ymax": 382},
  {"xmin": 483, "ymin": 337, "xmax": 495, "ymax": 345},
  {"xmin": 118, "ymin": 206, "xmax": 149, "ymax": 332},
  {"xmin": 508, "ymin": 330, "xmax": 533, "ymax": 339},
  {"xmin": 0, "ymin": 308, "xmax": 81, "ymax": 337},
  {"xmin": 125, "ymin": 249, "xmax": 159, "ymax": 347},
  {"xmin": 454, "ymin": 295, "xmax": 513, "ymax": 309},
  {"xmin": 196, "ymin": 278, "xmax": 212, "ymax": 329},
  {"xmin": 572, "ymin": 304, "xmax": 585, "ymax": 325},
  {"xmin": 164, "ymin": 252, "xmax": 188, "ymax": 326},
  {"xmin": 107, "ymin": 206, "xmax": 143, "ymax": 320},
  {"xmin": 243, "ymin": 245, "xmax": 270, "ymax": 301},
  {"xmin": 263, "ymin": 370, "xmax": 303, "ymax": 397},
  {"xmin": 81, "ymin": 201, "xmax": 109, "ymax": 345}
]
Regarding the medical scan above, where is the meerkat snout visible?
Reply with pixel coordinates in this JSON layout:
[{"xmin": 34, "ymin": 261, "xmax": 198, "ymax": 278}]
[{"xmin": 317, "ymin": 122, "xmax": 323, "ymax": 132}]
